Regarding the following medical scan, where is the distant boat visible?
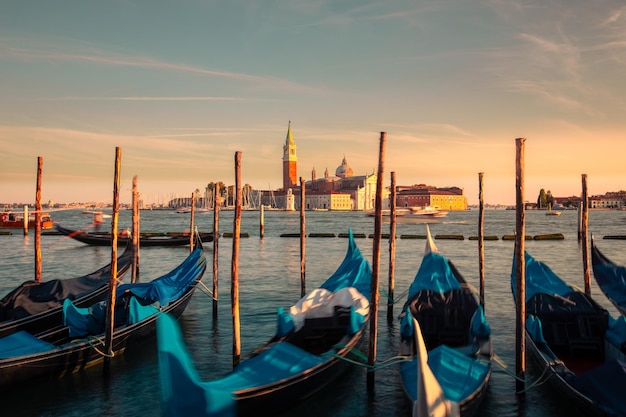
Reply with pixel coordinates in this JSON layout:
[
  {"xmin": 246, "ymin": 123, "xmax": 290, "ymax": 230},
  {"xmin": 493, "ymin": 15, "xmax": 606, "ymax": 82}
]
[
  {"xmin": 0, "ymin": 211, "xmax": 54, "ymax": 230},
  {"xmin": 176, "ymin": 207, "xmax": 211, "ymax": 214},
  {"xmin": 545, "ymin": 203, "xmax": 561, "ymax": 216},
  {"xmin": 366, "ymin": 208, "xmax": 411, "ymax": 217},
  {"xmin": 409, "ymin": 206, "xmax": 448, "ymax": 218},
  {"xmin": 56, "ymin": 224, "xmax": 215, "ymax": 247}
]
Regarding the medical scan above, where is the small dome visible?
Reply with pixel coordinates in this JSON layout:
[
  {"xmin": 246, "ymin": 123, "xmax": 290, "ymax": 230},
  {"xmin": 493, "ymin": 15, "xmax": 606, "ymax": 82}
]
[{"xmin": 335, "ymin": 156, "xmax": 354, "ymax": 178}]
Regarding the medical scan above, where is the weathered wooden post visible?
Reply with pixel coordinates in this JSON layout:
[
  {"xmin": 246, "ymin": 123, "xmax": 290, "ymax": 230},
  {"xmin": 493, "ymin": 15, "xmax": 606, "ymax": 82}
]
[
  {"xmin": 259, "ymin": 201, "xmax": 265, "ymax": 239},
  {"xmin": 368, "ymin": 132, "xmax": 386, "ymax": 392},
  {"xmin": 577, "ymin": 202, "xmax": 583, "ymax": 241},
  {"xmin": 581, "ymin": 174, "xmax": 591, "ymax": 295},
  {"xmin": 189, "ymin": 192, "xmax": 195, "ymax": 252},
  {"xmin": 478, "ymin": 172, "xmax": 485, "ymax": 309},
  {"xmin": 104, "ymin": 146, "xmax": 122, "ymax": 372},
  {"xmin": 300, "ymin": 177, "xmax": 306, "ymax": 297},
  {"xmin": 131, "ymin": 175, "xmax": 140, "ymax": 283},
  {"xmin": 231, "ymin": 151, "xmax": 242, "ymax": 367},
  {"xmin": 387, "ymin": 171, "xmax": 397, "ymax": 322},
  {"xmin": 22, "ymin": 205, "xmax": 28, "ymax": 236},
  {"xmin": 514, "ymin": 138, "xmax": 526, "ymax": 394},
  {"xmin": 35, "ymin": 157, "xmax": 43, "ymax": 283},
  {"xmin": 213, "ymin": 187, "xmax": 220, "ymax": 318}
]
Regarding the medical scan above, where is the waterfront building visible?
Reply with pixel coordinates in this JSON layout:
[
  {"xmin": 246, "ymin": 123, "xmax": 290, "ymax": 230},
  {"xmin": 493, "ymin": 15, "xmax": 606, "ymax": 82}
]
[
  {"xmin": 590, "ymin": 191, "xmax": 626, "ymax": 209},
  {"xmin": 395, "ymin": 184, "xmax": 467, "ymax": 211}
]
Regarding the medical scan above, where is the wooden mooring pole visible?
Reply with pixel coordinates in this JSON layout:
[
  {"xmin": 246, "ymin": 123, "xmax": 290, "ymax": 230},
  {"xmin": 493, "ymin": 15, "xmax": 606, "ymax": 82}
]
[
  {"xmin": 387, "ymin": 171, "xmax": 397, "ymax": 322},
  {"xmin": 231, "ymin": 151, "xmax": 242, "ymax": 367},
  {"xmin": 514, "ymin": 138, "xmax": 526, "ymax": 394},
  {"xmin": 259, "ymin": 202, "xmax": 265, "ymax": 239},
  {"xmin": 300, "ymin": 177, "xmax": 306, "ymax": 298},
  {"xmin": 581, "ymin": 174, "xmax": 591, "ymax": 295},
  {"xmin": 478, "ymin": 172, "xmax": 485, "ymax": 309},
  {"xmin": 104, "ymin": 146, "xmax": 122, "ymax": 372},
  {"xmin": 189, "ymin": 192, "xmax": 195, "ymax": 252},
  {"xmin": 22, "ymin": 205, "xmax": 28, "ymax": 236},
  {"xmin": 213, "ymin": 187, "xmax": 220, "ymax": 318},
  {"xmin": 34, "ymin": 157, "xmax": 43, "ymax": 283},
  {"xmin": 368, "ymin": 132, "xmax": 386, "ymax": 392},
  {"xmin": 131, "ymin": 175, "xmax": 140, "ymax": 283}
]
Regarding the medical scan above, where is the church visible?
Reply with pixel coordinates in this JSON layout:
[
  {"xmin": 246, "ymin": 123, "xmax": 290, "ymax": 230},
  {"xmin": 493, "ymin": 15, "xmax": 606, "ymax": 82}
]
[{"xmin": 271, "ymin": 122, "xmax": 385, "ymax": 211}]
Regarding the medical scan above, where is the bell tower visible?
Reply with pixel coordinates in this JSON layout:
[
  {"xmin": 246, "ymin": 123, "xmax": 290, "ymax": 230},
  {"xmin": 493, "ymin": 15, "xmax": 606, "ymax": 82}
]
[{"xmin": 282, "ymin": 121, "xmax": 297, "ymax": 190}]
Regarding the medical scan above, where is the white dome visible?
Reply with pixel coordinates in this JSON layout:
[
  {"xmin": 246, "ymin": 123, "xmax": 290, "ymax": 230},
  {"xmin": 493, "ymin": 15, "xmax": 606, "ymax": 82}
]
[{"xmin": 335, "ymin": 157, "xmax": 354, "ymax": 178}]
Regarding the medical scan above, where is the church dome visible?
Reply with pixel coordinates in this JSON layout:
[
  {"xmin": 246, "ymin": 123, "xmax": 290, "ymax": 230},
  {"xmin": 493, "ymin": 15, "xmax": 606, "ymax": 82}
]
[{"xmin": 335, "ymin": 156, "xmax": 354, "ymax": 178}]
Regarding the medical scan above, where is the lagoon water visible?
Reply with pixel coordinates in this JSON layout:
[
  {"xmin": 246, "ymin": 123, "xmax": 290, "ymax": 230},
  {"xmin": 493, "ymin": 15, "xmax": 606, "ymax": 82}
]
[{"xmin": 1, "ymin": 208, "xmax": 625, "ymax": 417}]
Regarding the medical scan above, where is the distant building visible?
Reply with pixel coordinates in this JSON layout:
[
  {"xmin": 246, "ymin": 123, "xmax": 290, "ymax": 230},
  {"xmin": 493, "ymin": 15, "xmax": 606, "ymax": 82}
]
[
  {"xmin": 395, "ymin": 184, "xmax": 467, "ymax": 211},
  {"xmin": 552, "ymin": 195, "xmax": 583, "ymax": 208},
  {"xmin": 590, "ymin": 191, "xmax": 626, "ymax": 209},
  {"xmin": 269, "ymin": 122, "xmax": 385, "ymax": 211},
  {"xmin": 302, "ymin": 158, "xmax": 381, "ymax": 211}
]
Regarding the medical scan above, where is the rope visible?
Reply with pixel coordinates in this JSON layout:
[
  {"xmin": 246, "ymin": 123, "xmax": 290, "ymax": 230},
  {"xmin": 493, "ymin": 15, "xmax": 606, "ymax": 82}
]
[
  {"xmin": 72, "ymin": 335, "xmax": 115, "ymax": 358},
  {"xmin": 197, "ymin": 280, "xmax": 217, "ymax": 300},
  {"xmin": 492, "ymin": 352, "xmax": 554, "ymax": 393},
  {"xmin": 321, "ymin": 344, "xmax": 412, "ymax": 371}
]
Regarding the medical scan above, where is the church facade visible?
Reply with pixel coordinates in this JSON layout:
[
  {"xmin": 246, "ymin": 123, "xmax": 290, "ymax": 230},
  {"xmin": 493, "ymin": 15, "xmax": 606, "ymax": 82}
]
[{"xmin": 271, "ymin": 122, "xmax": 386, "ymax": 211}]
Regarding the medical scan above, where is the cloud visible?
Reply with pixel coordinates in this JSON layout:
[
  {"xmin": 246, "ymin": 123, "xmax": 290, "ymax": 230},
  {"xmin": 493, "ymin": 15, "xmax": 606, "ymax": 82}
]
[{"xmin": 0, "ymin": 37, "xmax": 325, "ymax": 94}]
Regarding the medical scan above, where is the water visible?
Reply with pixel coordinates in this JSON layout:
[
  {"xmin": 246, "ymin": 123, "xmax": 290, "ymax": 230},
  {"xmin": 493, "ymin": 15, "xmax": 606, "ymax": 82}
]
[{"xmin": 1, "ymin": 208, "xmax": 625, "ymax": 417}]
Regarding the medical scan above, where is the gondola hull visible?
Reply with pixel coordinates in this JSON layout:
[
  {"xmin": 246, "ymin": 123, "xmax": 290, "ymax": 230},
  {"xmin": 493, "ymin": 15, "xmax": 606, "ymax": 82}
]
[
  {"xmin": 158, "ymin": 229, "xmax": 372, "ymax": 417},
  {"xmin": 0, "ymin": 286, "xmax": 197, "ymax": 391},
  {"xmin": 399, "ymin": 225, "xmax": 492, "ymax": 417},
  {"xmin": 0, "ymin": 241, "xmax": 134, "ymax": 338},
  {"xmin": 513, "ymin": 250, "xmax": 626, "ymax": 417},
  {"xmin": 0, "ymin": 243, "xmax": 206, "ymax": 392},
  {"xmin": 234, "ymin": 327, "xmax": 366, "ymax": 414},
  {"xmin": 56, "ymin": 224, "xmax": 214, "ymax": 247}
]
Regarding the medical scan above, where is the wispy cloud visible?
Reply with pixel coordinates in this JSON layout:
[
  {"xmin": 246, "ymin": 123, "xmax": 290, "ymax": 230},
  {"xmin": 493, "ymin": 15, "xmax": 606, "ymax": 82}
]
[
  {"xmin": 0, "ymin": 38, "xmax": 326, "ymax": 94},
  {"xmin": 32, "ymin": 96, "xmax": 262, "ymax": 102}
]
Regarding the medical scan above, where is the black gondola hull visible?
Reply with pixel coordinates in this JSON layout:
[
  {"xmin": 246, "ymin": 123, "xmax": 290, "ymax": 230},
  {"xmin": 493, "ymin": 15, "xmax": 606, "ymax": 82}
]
[
  {"xmin": 0, "ymin": 273, "xmax": 202, "ymax": 392},
  {"xmin": 56, "ymin": 224, "xmax": 214, "ymax": 247}
]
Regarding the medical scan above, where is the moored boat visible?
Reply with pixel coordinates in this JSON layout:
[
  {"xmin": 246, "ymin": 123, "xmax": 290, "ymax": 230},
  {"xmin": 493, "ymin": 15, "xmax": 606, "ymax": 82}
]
[
  {"xmin": 0, "ymin": 234, "xmax": 207, "ymax": 391},
  {"xmin": 157, "ymin": 229, "xmax": 371, "ymax": 417},
  {"xmin": 591, "ymin": 238, "xmax": 626, "ymax": 316},
  {"xmin": 512, "ymin": 249, "xmax": 626, "ymax": 417},
  {"xmin": 399, "ymin": 225, "xmax": 492, "ymax": 417},
  {"xmin": 0, "ymin": 240, "xmax": 134, "ymax": 338},
  {"xmin": 0, "ymin": 211, "xmax": 54, "ymax": 229},
  {"xmin": 56, "ymin": 224, "xmax": 214, "ymax": 247}
]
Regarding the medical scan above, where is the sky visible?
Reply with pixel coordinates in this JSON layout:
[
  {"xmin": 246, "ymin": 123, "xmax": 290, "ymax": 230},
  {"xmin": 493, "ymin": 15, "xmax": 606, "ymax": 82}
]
[{"xmin": 1, "ymin": 0, "xmax": 625, "ymax": 207}]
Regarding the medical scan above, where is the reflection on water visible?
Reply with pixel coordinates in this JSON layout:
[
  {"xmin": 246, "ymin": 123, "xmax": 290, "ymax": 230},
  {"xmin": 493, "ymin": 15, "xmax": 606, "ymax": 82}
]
[{"xmin": 1, "ymin": 209, "xmax": 625, "ymax": 416}]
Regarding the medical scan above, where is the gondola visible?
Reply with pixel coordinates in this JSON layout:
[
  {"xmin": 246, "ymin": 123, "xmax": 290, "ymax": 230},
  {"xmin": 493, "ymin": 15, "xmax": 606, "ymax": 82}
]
[
  {"xmin": 591, "ymin": 238, "xmax": 626, "ymax": 316},
  {"xmin": 56, "ymin": 224, "xmax": 214, "ymax": 247},
  {"xmin": 511, "ymin": 249, "xmax": 626, "ymax": 417},
  {"xmin": 0, "ymin": 234, "xmax": 206, "ymax": 391},
  {"xmin": 398, "ymin": 225, "xmax": 492, "ymax": 417},
  {"xmin": 0, "ymin": 240, "xmax": 133, "ymax": 339},
  {"xmin": 157, "ymin": 229, "xmax": 371, "ymax": 417}
]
